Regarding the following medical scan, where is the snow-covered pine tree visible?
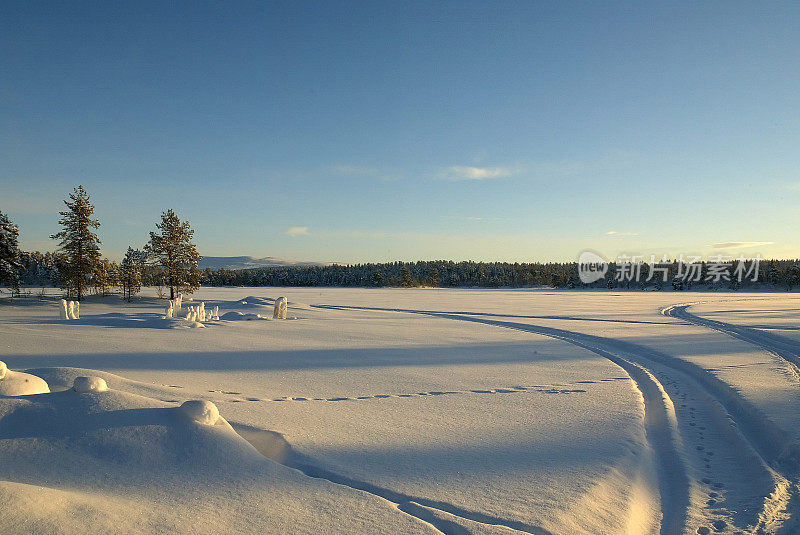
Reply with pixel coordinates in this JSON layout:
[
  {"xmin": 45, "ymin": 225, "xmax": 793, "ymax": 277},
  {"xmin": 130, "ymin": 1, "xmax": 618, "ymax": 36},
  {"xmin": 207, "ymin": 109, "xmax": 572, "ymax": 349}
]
[
  {"xmin": 50, "ymin": 186, "xmax": 102, "ymax": 300},
  {"xmin": 0, "ymin": 210, "xmax": 22, "ymax": 291},
  {"xmin": 146, "ymin": 210, "xmax": 201, "ymax": 300},
  {"xmin": 120, "ymin": 247, "xmax": 146, "ymax": 301}
]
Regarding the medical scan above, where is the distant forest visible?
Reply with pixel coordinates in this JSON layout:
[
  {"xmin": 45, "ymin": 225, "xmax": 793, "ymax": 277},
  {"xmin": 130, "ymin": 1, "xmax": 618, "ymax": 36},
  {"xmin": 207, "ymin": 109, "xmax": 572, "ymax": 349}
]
[
  {"xmin": 14, "ymin": 253, "xmax": 800, "ymax": 292},
  {"xmin": 197, "ymin": 258, "xmax": 795, "ymax": 291},
  {"xmin": 6, "ymin": 188, "xmax": 795, "ymax": 298},
  {"xmin": 10, "ymin": 248, "xmax": 800, "ymax": 295}
]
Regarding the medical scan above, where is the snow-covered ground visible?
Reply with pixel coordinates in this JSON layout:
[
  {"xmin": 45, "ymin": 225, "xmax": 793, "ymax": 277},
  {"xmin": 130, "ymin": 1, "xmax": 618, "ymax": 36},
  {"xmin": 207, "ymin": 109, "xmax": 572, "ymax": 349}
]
[{"xmin": 2, "ymin": 288, "xmax": 800, "ymax": 534}]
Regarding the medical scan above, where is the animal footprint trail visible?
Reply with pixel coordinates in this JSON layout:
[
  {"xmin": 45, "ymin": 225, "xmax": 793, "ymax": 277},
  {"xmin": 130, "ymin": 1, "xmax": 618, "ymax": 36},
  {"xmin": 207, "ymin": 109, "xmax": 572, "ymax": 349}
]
[{"xmin": 216, "ymin": 381, "xmax": 598, "ymax": 405}]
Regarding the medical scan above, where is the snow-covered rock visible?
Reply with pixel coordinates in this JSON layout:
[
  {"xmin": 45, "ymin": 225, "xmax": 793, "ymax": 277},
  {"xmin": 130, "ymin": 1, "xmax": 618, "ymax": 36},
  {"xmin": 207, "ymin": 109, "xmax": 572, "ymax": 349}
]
[
  {"xmin": 0, "ymin": 362, "xmax": 50, "ymax": 396},
  {"xmin": 73, "ymin": 376, "xmax": 109, "ymax": 393},
  {"xmin": 179, "ymin": 400, "xmax": 220, "ymax": 425}
]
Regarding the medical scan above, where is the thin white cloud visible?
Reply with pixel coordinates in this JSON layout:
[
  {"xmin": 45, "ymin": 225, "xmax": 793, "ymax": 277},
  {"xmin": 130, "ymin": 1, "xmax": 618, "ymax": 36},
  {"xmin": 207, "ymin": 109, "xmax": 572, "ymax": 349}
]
[
  {"xmin": 438, "ymin": 166, "xmax": 514, "ymax": 181},
  {"xmin": 331, "ymin": 165, "xmax": 400, "ymax": 182},
  {"xmin": 707, "ymin": 241, "xmax": 774, "ymax": 249},
  {"xmin": 443, "ymin": 215, "xmax": 509, "ymax": 222},
  {"xmin": 286, "ymin": 226, "xmax": 310, "ymax": 237},
  {"xmin": 606, "ymin": 231, "xmax": 639, "ymax": 237},
  {"xmin": 777, "ymin": 182, "xmax": 800, "ymax": 191}
]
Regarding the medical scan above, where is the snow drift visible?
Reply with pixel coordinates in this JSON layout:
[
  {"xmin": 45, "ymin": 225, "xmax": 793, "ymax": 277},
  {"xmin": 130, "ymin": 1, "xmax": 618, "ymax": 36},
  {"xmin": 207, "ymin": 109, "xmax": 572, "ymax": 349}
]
[{"xmin": 0, "ymin": 361, "xmax": 50, "ymax": 396}]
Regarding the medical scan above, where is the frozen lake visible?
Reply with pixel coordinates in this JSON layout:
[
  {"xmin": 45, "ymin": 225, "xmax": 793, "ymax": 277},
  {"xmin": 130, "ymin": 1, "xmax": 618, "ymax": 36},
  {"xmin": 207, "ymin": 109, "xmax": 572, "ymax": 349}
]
[{"xmin": 2, "ymin": 288, "xmax": 799, "ymax": 534}]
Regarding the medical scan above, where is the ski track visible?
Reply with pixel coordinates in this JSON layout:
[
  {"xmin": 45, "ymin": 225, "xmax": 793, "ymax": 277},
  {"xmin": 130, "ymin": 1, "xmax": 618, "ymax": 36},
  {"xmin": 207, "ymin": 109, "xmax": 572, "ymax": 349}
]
[
  {"xmin": 309, "ymin": 305, "xmax": 689, "ymax": 534},
  {"xmin": 661, "ymin": 301, "xmax": 800, "ymax": 534},
  {"xmin": 311, "ymin": 303, "xmax": 800, "ymax": 534},
  {"xmin": 662, "ymin": 303, "xmax": 800, "ymax": 382}
]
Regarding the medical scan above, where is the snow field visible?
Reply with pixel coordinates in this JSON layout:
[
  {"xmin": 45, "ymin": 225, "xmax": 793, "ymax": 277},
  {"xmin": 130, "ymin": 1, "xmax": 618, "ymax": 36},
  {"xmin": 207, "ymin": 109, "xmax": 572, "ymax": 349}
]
[{"xmin": 2, "ymin": 288, "xmax": 800, "ymax": 533}]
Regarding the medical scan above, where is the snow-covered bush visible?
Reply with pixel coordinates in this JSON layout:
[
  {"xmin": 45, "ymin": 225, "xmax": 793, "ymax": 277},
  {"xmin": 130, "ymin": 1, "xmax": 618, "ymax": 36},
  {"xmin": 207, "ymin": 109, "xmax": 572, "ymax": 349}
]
[
  {"xmin": 73, "ymin": 376, "xmax": 108, "ymax": 393},
  {"xmin": 60, "ymin": 299, "xmax": 80, "ymax": 320},
  {"xmin": 179, "ymin": 400, "xmax": 219, "ymax": 425},
  {"xmin": 181, "ymin": 302, "xmax": 218, "ymax": 323},
  {"xmin": 274, "ymin": 297, "xmax": 287, "ymax": 319}
]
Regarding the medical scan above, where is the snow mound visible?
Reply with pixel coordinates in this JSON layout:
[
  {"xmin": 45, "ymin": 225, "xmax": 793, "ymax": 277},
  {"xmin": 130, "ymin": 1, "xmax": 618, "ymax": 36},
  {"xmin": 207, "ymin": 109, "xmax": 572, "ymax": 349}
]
[
  {"xmin": 73, "ymin": 376, "xmax": 108, "ymax": 393},
  {"xmin": 179, "ymin": 400, "xmax": 220, "ymax": 425},
  {"xmin": 161, "ymin": 317, "xmax": 207, "ymax": 329},
  {"xmin": 0, "ymin": 362, "xmax": 50, "ymax": 396},
  {"xmin": 220, "ymin": 311, "xmax": 267, "ymax": 321}
]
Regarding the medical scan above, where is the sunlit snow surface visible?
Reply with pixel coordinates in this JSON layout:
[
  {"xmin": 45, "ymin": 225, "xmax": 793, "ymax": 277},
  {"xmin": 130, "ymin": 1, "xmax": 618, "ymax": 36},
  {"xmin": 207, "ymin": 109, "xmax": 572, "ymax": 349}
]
[{"xmin": 2, "ymin": 288, "xmax": 800, "ymax": 534}]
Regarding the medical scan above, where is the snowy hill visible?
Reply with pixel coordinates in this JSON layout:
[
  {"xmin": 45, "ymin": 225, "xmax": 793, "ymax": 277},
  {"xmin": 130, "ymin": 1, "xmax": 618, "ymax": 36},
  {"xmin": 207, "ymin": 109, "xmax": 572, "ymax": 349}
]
[{"xmin": 198, "ymin": 256, "xmax": 329, "ymax": 270}]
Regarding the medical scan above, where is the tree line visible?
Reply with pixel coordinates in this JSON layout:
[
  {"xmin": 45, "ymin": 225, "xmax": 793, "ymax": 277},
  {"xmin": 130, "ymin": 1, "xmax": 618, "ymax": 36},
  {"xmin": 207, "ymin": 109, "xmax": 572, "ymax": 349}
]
[
  {"xmin": 1, "ymin": 186, "xmax": 201, "ymax": 300},
  {"xmin": 4, "ymin": 188, "xmax": 800, "ymax": 295},
  {"xmin": 199, "ymin": 258, "xmax": 800, "ymax": 291}
]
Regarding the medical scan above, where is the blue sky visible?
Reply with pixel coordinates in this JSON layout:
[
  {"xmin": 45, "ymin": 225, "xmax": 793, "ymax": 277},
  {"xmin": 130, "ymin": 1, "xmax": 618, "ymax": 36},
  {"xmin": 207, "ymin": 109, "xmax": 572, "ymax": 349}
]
[{"xmin": 2, "ymin": 1, "xmax": 799, "ymax": 262}]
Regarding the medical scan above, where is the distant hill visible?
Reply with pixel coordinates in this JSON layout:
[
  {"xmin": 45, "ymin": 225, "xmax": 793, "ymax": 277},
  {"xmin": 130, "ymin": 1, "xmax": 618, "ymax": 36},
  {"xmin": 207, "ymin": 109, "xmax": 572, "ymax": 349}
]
[{"xmin": 199, "ymin": 256, "xmax": 330, "ymax": 270}]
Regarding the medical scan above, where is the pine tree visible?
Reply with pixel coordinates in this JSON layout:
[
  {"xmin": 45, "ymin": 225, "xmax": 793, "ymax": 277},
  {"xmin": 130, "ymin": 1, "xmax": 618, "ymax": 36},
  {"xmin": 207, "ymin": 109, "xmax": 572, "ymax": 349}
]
[
  {"xmin": 120, "ymin": 247, "xmax": 146, "ymax": 302},
  {"xmin": 0, "ymin": 211, "xmax": 22, "ymax": 291},
  {"xmin": 50, "ymin": 186, "xmax": 101, "ymax": 300},
  {"xmin": 146, "ymin": 209, "xmax": 201, "ymax": 299},
  {"xmin": 427, "ymin": 267, "xmax": 440, "ymax": 287},
  {"xmin": 94, "ymin": 258, "xmax": 117, "ymax": 296},
  {"xmin": 400, "ymin": 266, "xmax": 415, "ymax": 287}
]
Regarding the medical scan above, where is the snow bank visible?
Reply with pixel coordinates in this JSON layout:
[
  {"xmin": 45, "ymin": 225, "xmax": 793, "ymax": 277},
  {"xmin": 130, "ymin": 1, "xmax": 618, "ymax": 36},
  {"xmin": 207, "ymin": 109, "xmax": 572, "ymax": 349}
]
[
  {"xmin": 0, "ymin": 362, "xmax": 50, "ymax": 396},
  {"xmin": 179, "ymin": 400, "xmax": 220, "ymax": 425},
  {"xmin": 73, "ymin": 376, "xmax": 109, "ymax": 393},
  {"xmin": 0, "ymin": 366, "xmax": 431, "ymax": 534}
]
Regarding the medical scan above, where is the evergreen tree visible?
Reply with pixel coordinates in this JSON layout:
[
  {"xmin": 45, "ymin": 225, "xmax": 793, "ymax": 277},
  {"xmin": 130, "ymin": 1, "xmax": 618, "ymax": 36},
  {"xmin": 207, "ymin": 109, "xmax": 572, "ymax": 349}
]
[
  {"xmin": 146, "ymin": 209, "xmax": 201, "ymax": 299},
  {"xmin": 400, "ymin": 266, "xmax": 415, "ymax": 287},
  {"xmin": 0, "ymin": 210, "xmax": 22, "ymax": 291},
  {"xmin": 372, "ymin": 270, "xmax": 385, "ymax": 287},
  {"xmin": 427, "ymin": 267, "xmax": 441, "ymax": 287},
  {"xmin": 50, "ymin": 186, "xmax": 101, "ymax": 300},
  {"xmin": 120, "ymin": 247, "xmax": 146, "ymax": 301},
  {"xmin": 94, "ymin": 258, "xmax": 118, "ymax": 296}
]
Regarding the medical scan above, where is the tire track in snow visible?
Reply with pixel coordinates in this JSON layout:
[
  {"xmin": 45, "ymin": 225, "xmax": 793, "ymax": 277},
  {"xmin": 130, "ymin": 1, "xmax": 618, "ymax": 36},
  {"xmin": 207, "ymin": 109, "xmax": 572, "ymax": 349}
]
[
  {"xmin": 662, "ymin": 301, "xmax": 800, "ymax": 533},
  {"xmin": 314, "ymin": 304, "xmax": 690, "ymax": 535},
  {"xmin": 662, "ymin": 303, "xmax": 800, "ymax": 382},
  {"xmin": 315, "ymin": 304, "xmax": 800, "ymax": 533}
]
